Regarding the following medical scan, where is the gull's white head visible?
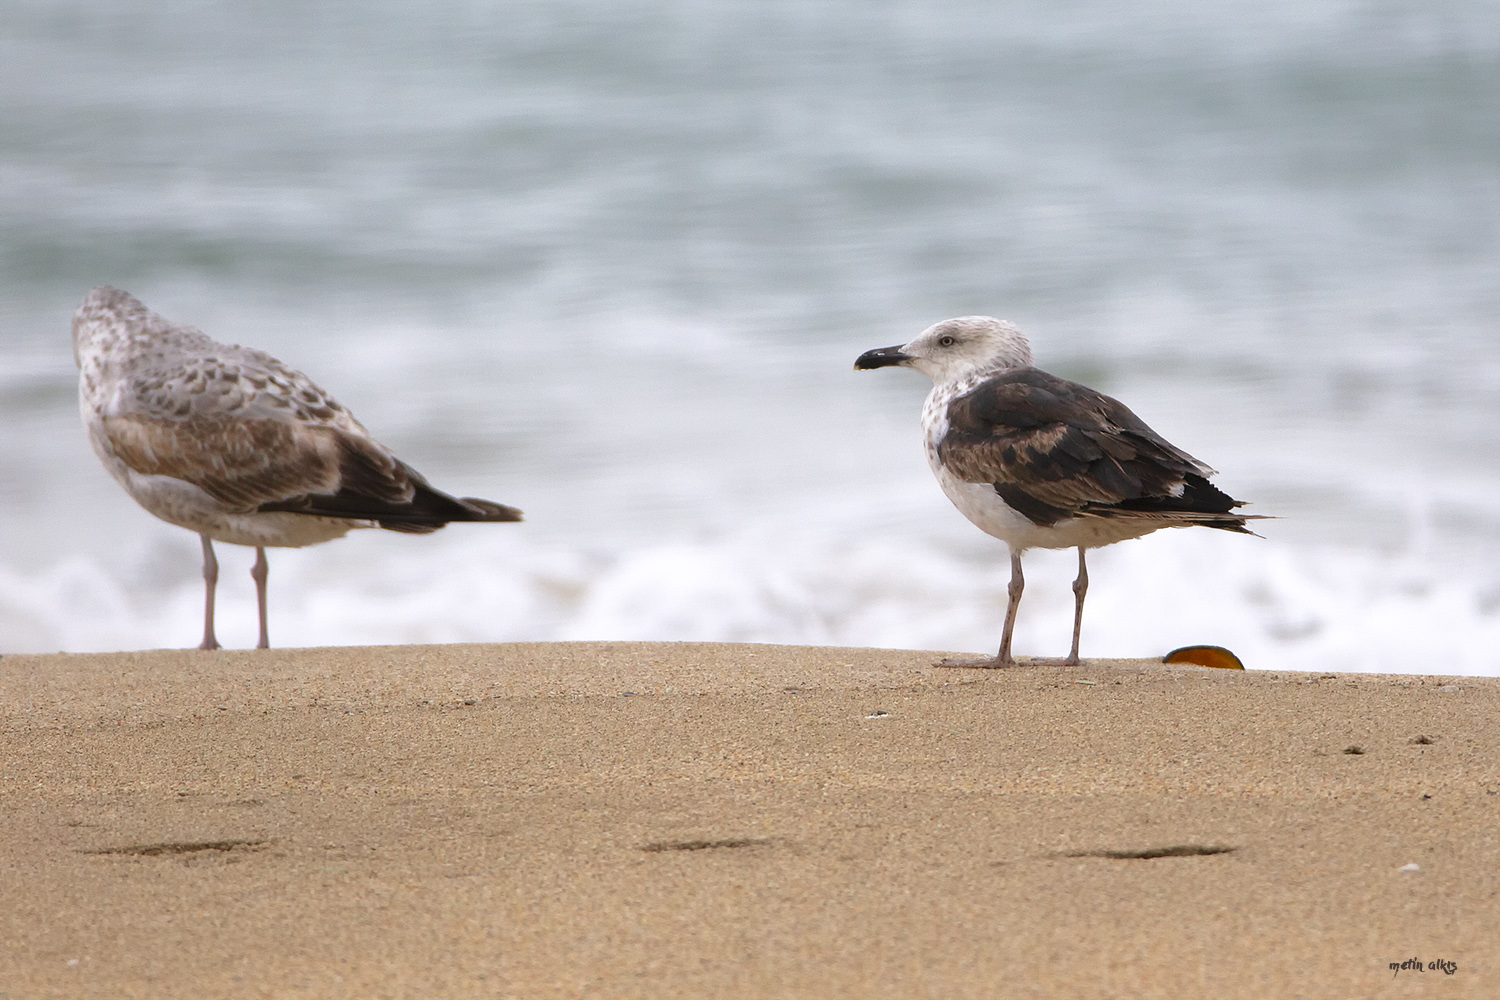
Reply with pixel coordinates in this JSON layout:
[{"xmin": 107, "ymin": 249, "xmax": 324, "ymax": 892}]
[{"xmin": 854, "ymin": 316, "xmax": 1033, "ymax": 385}]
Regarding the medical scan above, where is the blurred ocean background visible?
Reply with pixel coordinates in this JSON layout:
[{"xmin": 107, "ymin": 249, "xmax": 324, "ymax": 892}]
[{"xmin": 2, "ymin": 0, "xmax": 1498, "ymax": 672}]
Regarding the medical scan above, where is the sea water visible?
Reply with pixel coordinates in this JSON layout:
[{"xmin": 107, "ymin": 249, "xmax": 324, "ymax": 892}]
[{"xmin": 2, "ymin": 0, "xmax": 1498, "ymax": 673}]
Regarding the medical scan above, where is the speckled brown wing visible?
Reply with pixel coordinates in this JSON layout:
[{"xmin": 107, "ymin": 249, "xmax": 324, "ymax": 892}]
[
  {"xmin": 101, "ymin": 350, "xmax": 520, "ymax": 530},
  {"xmin": 99, "ymin": 410, "xmax": 362, "ymax": 512},
  {"xmin": 938, "ymin": 367, "xmax": 1247, "ymax": 529}
]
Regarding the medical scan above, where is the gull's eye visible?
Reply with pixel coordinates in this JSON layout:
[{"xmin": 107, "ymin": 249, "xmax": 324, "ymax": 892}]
[{"xmin": 938, "ymin": 335, "xmax": 956, "ymax": 347}]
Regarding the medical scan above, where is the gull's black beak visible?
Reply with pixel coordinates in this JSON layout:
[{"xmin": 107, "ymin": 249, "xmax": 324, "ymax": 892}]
[{"xmin": 854, "ymin": 345, "xmax": 912, "ymax": 371}]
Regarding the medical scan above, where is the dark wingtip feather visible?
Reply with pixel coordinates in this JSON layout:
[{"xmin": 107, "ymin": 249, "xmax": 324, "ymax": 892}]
[
  {"xmin": 1219, "ymin": 512, "xmax": 1274, "ymax": 538},
  {"xmin": 456, "ymin": 497, "xmax": 523, "ymax": 522},
  {"xmin": 259, "ymin": 482, "xmax": 523, "ymax": 530}
]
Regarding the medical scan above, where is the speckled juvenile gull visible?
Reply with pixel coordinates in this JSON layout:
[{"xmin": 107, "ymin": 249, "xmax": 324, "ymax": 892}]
[
  {"xmin": 856, "ymin": 316, "xmax": 1262, "ymax": 667},
  {"xmin": 73, "ymin": 286, "xmax": 522, "ymax": 650}
]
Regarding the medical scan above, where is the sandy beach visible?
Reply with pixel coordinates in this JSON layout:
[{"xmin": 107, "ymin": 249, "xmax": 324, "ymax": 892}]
[{"xmin": 1, "ymin": 641, "xmax": 1495, "ymax": 998}]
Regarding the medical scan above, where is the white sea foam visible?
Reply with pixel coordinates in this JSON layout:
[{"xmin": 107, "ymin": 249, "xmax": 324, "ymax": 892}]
[{"xmin": 4, "ymin": 516, "xmax": 1497, "ymax": 676}]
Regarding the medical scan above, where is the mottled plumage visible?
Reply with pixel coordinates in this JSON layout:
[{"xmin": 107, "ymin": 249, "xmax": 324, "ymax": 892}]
[
  {"xmin": 939, "ymin": 367, "xmax": 1250, "ymax": 532},
  {"xmin": 857, "ymin": 316, "xmax": 1260, "ymax": 666},
  {"xmin": 74, "ymin": 286, "xmax": 522, "ymax": 650}
]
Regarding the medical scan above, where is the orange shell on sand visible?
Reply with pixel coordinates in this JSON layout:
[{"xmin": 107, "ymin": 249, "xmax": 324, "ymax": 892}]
[{"xmin": 1163, "ymin": 645, "xmax": 1246, "ymax": 670}]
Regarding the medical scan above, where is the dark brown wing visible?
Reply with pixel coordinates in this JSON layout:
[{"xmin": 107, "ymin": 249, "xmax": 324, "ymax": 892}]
[{"xmin": 938, "ymin": 367, "xmax": 1251, "ymax": 531}]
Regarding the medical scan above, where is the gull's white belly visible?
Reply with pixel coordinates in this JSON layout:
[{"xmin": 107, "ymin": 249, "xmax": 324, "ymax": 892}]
[{"xmin": 931, "ymin": 460, "xmax": 1162, "ymax": 553}]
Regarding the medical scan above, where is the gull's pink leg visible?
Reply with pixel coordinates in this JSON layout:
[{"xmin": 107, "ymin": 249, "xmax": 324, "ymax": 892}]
[
  {"xmin": 199, "ymin": 534, "xmax": 221, "ymax": 651},
  {"xmin": 251, "ymin": 546, "xmax": 270, "ymax": 650},
  {"xmin": 1065, "ymin": 547, "xmax": 1088, "ymax": 666},
  {"xmin": 936, "ymin": 548, "xmax": 1025, "ymax": 668},
  {"xmin": 997, "ymin": 548, "xmax": 1024, "ymax": 665}
]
